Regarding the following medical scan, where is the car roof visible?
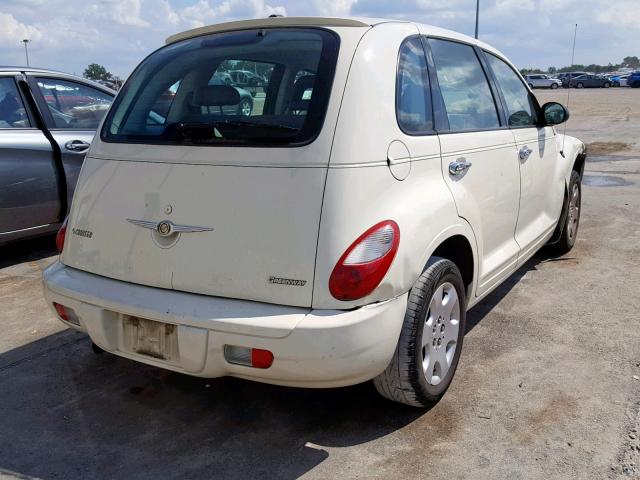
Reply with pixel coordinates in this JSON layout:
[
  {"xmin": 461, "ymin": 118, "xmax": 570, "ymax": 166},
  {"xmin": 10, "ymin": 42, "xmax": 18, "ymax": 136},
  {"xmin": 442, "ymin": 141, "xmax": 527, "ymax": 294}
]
[
  {"xmin": 0, "ymin": 66, "xmax": 116, "ymax": 95},
  {"xmin": 165, "ymin": 16, "xmax": 499, "ymax": 53},
  {"xmin": 163, "ymin": 15, "xmax": 512, "ymax": 71}
]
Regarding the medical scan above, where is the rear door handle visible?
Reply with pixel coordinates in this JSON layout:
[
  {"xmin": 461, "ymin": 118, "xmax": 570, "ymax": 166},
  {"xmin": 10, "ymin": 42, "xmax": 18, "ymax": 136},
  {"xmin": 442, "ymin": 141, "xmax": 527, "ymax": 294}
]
[
  {"xmin": 448, "ymin": 158, "xmax": 472, "ymax": 176},
  {"xmin": 65, "ymin": 140, "xmax": 91, "ymax": 152},
  {"xmin": 519, "ymin": 146, "xmax": 532, "ymax": 161}
]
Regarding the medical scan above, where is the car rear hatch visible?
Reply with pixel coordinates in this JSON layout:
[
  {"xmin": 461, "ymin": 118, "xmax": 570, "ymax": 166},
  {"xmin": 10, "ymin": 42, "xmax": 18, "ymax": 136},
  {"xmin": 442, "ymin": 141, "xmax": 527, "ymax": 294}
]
[{"xmin": 61, "ymin": 24, "xmax": 365, "ymax": 308}]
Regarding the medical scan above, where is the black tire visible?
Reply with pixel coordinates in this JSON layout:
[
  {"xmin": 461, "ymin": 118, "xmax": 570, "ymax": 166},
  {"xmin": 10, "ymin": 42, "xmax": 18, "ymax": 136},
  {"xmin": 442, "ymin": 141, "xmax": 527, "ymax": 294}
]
[
  {"xmin": 528, "ymin": 83, "xmax": 534, "ymax": 89},
  {"xmin": 237, "ymin": 98, "xmax": 253, "ymax": 116},
  {"xmin": 604, "ymin": 82, "xmax": 610, "ymax": 88},
  {"xmin": 373, "ymin": 257, "xmax": 466, "ymax": 408},
  {"xmin": 577, "ymin": 82, "xmax": 584, "ymax": 89},
  {"xmin": 551, "ymin": 83, "xmax": 559, "ymax": 89},
  {"xmin": 548, "ymin": 170, "xmax": 581, "ymax": 255}
]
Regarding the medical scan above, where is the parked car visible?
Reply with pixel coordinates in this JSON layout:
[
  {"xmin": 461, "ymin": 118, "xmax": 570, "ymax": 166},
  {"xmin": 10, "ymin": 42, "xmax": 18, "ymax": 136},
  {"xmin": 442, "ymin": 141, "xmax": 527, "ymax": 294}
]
[
  {"xmin": 608, "ymin": 75, "xmax": 621, "ymax": 87},
  {"xmin": 561, "ymin": 71, "xmax": 588, "ymax": 87},
  {"xmin": 0, "ymin": 67, "xmax": 114, "ymax": 245},
  {"xmin": 628, "ymin": 71, "xmax": 640, "ymax": 88},
  {"xmin": 228, "ymin": 69, "xmax": 267, "ymax": 88},
  {"xmin": 525, "ymin": 74, "xmax": 561, "ymax": 89},
  {"xmin": 43, "ymin": 17, "xmax": 585, "ymax": 408},
  {"xmin": 569, "ymin": 74, "xmax": 612, "ymax": 88}
]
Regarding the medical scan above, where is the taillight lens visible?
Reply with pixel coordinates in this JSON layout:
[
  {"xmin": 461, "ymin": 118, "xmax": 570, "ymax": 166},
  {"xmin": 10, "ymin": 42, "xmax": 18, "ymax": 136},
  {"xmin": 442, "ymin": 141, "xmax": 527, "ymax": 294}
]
[
  {"xmin": 329, "ymin": 220, "xmax": 400, "ymax": 301},
  {"xmin": 53, "ymin": 302, "xmax": 68, "ymax": 321},
  {"xmin": 56, "ymin": 217, "xmax": 68, "ymax": 253}
]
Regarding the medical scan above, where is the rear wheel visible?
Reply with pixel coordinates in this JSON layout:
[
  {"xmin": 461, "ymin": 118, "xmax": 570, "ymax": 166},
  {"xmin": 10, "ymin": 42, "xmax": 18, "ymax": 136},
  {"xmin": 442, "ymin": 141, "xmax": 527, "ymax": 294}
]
[
  {"xmin": 604, "ymin": 82, "xmax": 611, "ymax": 88},
  {"xmin": 551, "ymin": 83, "xmax": 559, "ymax": 89},
  {"xmin": 577, "ymin": 82, "xmax": 584, "ymax": 89},
  {"xmin": 548, "ymin": 170, "xmax": 581, "ymax": 255},
  {"xmin": 373, "ymin": 257, "xmax": 466, "ymax": 407},
  {"xmin": 237, "ymin": 98, "xmax": 253, "ymax": 116}
]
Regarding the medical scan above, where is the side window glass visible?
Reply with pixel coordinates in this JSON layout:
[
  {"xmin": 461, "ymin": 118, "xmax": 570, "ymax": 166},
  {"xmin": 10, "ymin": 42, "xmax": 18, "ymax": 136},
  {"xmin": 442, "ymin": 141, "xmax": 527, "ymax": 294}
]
[
  {"xmin": 36, "ymin": 78, "xmax": 113, "ymax": 129},
  {"xmin": 396, "ymin": 37, "xmax": 432, "ymax": 134},
  {"xmin": 486, "ymin": 53, "xmax": 537, "ymax": 127},
  {"xmin": 0, "ymin": 78, "xmax": 31, "ymax": 128},
  {"xmin": 429, "ymin": 39, "xmax": 500, "ymax": 131}
]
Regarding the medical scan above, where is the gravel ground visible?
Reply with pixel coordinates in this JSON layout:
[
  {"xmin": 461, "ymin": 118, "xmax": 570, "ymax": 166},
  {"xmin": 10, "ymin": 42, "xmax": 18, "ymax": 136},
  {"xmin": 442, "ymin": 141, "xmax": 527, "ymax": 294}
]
[{"xmin": 0, "ymin": 88, "xmax": 639, "ymax": 480}]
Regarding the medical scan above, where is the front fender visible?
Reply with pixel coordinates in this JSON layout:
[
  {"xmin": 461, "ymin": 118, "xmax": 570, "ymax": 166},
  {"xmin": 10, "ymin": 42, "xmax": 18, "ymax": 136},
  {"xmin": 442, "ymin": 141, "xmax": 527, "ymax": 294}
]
[{"xmin": 556, "ymin": 133, "xmax": 587, "ymax": 185}]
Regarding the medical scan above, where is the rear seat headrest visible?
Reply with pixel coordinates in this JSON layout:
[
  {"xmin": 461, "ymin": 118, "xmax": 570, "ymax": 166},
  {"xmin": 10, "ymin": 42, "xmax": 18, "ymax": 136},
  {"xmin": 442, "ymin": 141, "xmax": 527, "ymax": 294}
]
[{"xmin": 192, "ymin": 85, "xmax": 240, "ymax": 106}]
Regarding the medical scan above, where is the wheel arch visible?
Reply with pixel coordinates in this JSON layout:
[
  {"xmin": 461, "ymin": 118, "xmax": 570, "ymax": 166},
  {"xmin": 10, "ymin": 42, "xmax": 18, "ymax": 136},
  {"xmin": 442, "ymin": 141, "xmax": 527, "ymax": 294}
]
[
  {"xmin": 416, "ymin": 223, "xmax": 478, "ymax": 303},
  {"xmin": 573, "ymin": 150, "xmax": 586, "ymax": 178}
]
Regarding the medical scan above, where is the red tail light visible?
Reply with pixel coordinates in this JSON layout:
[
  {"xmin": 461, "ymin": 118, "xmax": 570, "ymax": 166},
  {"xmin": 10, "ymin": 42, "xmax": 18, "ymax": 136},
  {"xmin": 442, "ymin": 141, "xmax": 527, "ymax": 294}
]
[
  {"xmin": 53, "ymin": 302, "xmax": 68, "ymax": 321},
  {"xmin": 329, "ymin": 220, "xmax": 400, "ymax": 301},
  {"xmin": 56, "ymin": 217, "xmax": 68, "ymax": 253},
  {"xmin": 251, "ymin": 349, "xmax": 275, "ymax": 369}
]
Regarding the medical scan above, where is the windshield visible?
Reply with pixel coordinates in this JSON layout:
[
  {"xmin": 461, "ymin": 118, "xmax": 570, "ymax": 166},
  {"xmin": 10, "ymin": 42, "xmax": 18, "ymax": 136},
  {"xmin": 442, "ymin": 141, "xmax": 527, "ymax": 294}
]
[{"xmin": 102, "ymin": 28, "xmax": 339, "ymax": 146}]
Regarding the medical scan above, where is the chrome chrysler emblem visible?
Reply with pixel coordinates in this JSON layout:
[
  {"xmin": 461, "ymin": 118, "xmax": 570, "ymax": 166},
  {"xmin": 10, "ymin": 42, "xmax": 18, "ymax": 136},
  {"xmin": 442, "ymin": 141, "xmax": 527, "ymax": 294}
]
[
  {"xmin": 127, "ymin": 219, "xmax": 213, "ymax": 236},
  {"xmin": 157, "ymin": 221, "xmax": 172, "ymax": 236}
]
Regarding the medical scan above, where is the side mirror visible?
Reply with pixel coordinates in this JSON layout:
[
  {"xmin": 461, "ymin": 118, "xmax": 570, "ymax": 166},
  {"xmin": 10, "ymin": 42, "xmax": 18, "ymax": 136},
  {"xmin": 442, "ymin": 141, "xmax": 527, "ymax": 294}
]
[{"xmin": 541, "ymin": 102, "xmax": 569, "ymax": 126}]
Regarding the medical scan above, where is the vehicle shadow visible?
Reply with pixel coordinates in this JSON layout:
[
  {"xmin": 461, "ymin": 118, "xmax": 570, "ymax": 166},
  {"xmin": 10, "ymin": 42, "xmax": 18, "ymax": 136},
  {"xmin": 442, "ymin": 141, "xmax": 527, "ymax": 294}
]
[
  {"xmin": 465, "ymin": 249, "xmax": 570, "ymax": 333},
  {"xmin": 0, "ymin": 235, "xmax": 57, "ymax": 269},
  {"xmin": 0, "ymin": 329, "xmax": 426, "ymax": 480},
  {"xmin": 0, "ymin": 249, "xmax": 561, "ymax": 480}
]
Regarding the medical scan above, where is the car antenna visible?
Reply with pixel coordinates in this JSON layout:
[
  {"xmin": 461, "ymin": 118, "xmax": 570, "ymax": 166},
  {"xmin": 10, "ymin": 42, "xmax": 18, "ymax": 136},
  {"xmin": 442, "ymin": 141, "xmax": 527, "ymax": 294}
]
[{"xmin": 560, "ymin": 23, "xmax": 578, "ymax": 158}]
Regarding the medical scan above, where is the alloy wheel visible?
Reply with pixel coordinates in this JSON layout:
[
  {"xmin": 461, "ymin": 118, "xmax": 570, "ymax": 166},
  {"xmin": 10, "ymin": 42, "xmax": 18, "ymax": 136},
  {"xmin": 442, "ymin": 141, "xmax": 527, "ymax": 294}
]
[
  {"xmin": 422, "ymin": 282, "xmax": 461, "ymax": 386},
  {"xmin": 567, "ymin": 182, "xmax": 580, "ymax": 241}
]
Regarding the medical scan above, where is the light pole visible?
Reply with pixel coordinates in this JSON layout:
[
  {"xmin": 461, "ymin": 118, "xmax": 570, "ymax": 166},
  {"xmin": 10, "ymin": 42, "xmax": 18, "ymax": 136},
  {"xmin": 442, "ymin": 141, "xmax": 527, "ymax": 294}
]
[
  {"xmin": 22, "ymin": 39, "xmax": 30, "ymax": 66},
  {"xmin": 474, "ymin": 0, "xmax": 480, "ymax": 39}
]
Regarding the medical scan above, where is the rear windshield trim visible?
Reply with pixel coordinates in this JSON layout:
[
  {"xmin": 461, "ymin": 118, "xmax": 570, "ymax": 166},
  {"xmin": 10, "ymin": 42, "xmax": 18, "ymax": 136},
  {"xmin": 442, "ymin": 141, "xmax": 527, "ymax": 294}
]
[{"xmin": 100, "ymin": 27, "xmax": 340, "ymax": 149}]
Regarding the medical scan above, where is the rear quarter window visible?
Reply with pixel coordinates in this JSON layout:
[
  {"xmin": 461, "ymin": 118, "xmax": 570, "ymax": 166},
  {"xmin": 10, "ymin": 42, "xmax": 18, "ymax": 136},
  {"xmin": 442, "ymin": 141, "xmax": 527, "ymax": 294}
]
[{"xmin": 396, "ymin": 37, "xmax": 433, "ymax": 135}]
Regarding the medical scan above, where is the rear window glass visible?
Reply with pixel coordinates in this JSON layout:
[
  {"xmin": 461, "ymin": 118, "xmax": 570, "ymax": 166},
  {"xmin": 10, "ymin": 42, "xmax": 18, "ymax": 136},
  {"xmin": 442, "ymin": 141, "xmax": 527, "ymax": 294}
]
[{"xmin": 102, "ymin": 28, "xmax": 339, "ymax": 146}]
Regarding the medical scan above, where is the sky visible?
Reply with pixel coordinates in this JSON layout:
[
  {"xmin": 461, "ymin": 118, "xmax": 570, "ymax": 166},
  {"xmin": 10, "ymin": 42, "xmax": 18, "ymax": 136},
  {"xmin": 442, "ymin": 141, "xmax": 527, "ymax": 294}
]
[{"xmin": 0, "ymin": 0, "xmax": 638, "ymax": 78}]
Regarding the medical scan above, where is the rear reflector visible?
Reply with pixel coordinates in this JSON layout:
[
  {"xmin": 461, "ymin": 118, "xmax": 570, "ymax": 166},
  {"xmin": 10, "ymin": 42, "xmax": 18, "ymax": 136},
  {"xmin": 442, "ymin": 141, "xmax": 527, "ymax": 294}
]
[
  {"xmin": 56, "ymin": 217, "xmax": 68, "ymax": 253},
  {"xmin": 224, "ymin": 345, "xmax": 274, "ymax": 369},
  {"xmin": 52, "ymin": 302, "xmax": 80, "ymax": 326},
  {"xmin": 53, "ymin": 302, "xmax": 67, "ymax": 321}
]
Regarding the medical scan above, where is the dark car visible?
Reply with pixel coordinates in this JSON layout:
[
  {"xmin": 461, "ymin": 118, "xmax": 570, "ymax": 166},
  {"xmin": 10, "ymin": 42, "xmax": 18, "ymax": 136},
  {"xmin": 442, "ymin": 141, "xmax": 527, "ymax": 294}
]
[
  {"xmin": 629, "ymin": 71, "xmax": 640, "ymax": 88},
  {"xmin": 569, "ymin": 74, "xmax": 612, "ymax": 88},
  {"xmin": 561, "ymin": 71, "xmax": 588, "ymax": 87},
  {"xmin": 0, "ymin": 67, "xmax": 115, "ymax": 245}
]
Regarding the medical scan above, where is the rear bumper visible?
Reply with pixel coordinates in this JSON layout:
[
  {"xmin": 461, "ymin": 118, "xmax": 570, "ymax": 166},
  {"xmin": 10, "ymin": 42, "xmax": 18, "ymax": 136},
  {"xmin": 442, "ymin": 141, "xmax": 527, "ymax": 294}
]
[{"xmin": 43, "ymin": 262, "xmax": 407, "ymax": 388}]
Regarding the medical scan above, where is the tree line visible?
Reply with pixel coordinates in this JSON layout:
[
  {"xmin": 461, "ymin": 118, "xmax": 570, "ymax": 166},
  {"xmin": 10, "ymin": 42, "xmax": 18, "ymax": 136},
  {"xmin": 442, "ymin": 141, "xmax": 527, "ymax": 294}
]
[
  {"xmin": 83, "ymin": 64, "xmax": 124, "ymax": 89},
  {"xmin": 520, "ymin": 56, "xmax": 639, "ymax": 75}
]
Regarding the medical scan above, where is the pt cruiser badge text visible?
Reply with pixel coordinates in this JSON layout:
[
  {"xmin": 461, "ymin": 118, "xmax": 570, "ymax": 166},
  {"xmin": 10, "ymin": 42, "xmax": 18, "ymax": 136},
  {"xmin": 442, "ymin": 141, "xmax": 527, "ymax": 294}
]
[
  {"xmin": 72, "ymin": 228, "xmax": 93, "ymax": 239},
  {"xmin": 269, "ymin": 277, "xmax": 307, "ymax": 287}
]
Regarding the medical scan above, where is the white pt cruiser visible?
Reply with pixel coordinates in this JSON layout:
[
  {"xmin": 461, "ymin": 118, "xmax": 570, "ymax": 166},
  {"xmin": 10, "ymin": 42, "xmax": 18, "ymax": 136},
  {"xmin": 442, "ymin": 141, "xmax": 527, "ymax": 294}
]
[{"xmin": 43, "ymin": 17, "xmax": 586, "ymax": 407}]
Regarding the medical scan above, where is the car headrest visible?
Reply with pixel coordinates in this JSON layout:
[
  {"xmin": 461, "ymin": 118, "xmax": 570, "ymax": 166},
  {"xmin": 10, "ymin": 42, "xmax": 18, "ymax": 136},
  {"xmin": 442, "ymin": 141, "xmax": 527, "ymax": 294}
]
[{"xmin": 191, "ymin": 85, "xmax": 240, "ymax": 106}]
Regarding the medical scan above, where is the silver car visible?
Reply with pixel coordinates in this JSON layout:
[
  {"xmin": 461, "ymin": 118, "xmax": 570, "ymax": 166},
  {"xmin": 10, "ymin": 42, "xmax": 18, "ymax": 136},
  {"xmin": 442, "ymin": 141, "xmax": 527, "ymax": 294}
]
[
  {"xmin": 0, "ymin": 67, "xmax": 115, "ymax": 245},
  {"xmin": 525, "ymin": 74, "xmax": 562, "ymax": 89}
]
